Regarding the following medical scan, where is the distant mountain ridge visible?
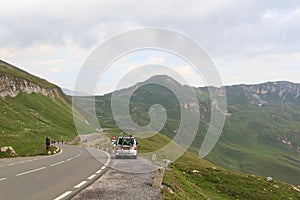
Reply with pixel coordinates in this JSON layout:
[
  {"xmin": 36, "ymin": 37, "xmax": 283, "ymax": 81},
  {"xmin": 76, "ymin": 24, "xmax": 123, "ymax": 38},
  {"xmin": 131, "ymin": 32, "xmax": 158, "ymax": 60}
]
[
  {"xmin": 226, "ymin": 81, "xmax": 300, "ymax": 106},
  {"xmin": 95, "ymin": 75, "xmax": 300, "ymax": 185}
]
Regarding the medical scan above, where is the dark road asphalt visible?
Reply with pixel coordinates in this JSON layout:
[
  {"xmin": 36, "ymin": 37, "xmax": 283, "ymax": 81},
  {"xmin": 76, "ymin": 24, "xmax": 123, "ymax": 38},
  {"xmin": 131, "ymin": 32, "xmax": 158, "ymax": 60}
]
[{"xmin": 0, "ymin": 145, "xmax": 110, "ymax": 200}]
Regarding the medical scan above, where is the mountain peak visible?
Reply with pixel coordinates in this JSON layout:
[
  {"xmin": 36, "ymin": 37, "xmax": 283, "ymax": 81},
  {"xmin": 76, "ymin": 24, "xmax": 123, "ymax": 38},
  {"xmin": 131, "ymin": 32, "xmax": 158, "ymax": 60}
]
[{"xmin": 143, "ymin": 74, "xmax": 181, "ymax": 84}]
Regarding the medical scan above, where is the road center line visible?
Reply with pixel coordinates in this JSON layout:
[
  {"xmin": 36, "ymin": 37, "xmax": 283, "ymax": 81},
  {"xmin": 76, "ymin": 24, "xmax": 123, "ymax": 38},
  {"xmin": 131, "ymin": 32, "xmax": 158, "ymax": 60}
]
[
  {"xmin": 74, "ymin": 181, "xmax": 87, "ymax": 188},
  {"xmin": 16, "ymin": 167, "xmax": 46, "ymax": 177},
  {"xmin": 87, "ymin": 174, "xmax": 96, "ymax": 180},
  {"xmin": 96, "ymin": 169, "xmax": 102, "ymax": 174},
  {"xmin": 74, "ymin": 154, "xmax": 81, "ymax": 158},
  {"xmin": 50, "ymin": 161, "xmax": 65, "ymax": 167},
  {"xmin": 54, "ymin": 191, "xmax": 72, "ymax": 200},
  {"xmin": 0, "ymin": 177, "xmax": 7, "ymax": 181},
  {"xmin": 101, "ymin": 166, "xmax": 106, "ymax": 170}
]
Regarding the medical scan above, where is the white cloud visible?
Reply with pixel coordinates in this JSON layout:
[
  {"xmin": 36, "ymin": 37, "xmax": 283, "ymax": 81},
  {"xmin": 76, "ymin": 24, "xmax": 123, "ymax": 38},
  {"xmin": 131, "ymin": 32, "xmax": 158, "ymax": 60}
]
[
  {"xmin": 0, "ymin": 0, "xmax": 300, "ymax": 92},
  {"xmin": 215, "ymin": 51, "xmax": 300, "ymax": 85},
  {"xmin": 49, "ymin": 68, "xmax": 61, "ymax": 73},
  {"xmin": 262, "ymin": 10, "xmax": 277, "ymax": 19},
  {"xmin": 147, "ymin": 55, "xmax": 166, "ymax": 64},
  {"xmin": 281, "ymin": 7, "xmax": 300, "ymax": 22}
]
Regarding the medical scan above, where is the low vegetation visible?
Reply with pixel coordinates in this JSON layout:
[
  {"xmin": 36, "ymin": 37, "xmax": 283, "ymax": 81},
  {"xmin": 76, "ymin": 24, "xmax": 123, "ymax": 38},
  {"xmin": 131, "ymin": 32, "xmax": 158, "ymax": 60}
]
[
  {"xmin": 163, "ymin": 152, "xmax": 300, "ymax": 200},
  {"xmin": 0, "ymin": 92, "xmax": 77, "ymax": 157},
  {"xmin": 104, "ymin": 130, "xmax": 300, "ymax": 199},
  {"xmin": 95, "ymin": 77, "xmax": 300, "ymax": 186}
]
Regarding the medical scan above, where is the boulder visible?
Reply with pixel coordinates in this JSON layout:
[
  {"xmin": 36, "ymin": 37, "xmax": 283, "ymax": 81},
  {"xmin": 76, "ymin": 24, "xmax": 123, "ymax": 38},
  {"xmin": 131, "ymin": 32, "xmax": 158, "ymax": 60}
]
[
  {"xmin": 266, "ymin": 177, "xmax": 273, "ymax": 182},
  {"xmin": 0, "ymin": 146, "xmax": 17, "ymax": 157},
  {"xmin": 1, "ymin": 146, "xmax": 8, "ymax": 152}
]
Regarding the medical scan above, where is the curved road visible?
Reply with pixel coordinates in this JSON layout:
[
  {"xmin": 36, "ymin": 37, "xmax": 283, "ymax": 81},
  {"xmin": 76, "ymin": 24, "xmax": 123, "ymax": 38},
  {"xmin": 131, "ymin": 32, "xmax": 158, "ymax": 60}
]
[{"xmin": 0, "ymin": 145, "xmax": 110, "ymax": 200}]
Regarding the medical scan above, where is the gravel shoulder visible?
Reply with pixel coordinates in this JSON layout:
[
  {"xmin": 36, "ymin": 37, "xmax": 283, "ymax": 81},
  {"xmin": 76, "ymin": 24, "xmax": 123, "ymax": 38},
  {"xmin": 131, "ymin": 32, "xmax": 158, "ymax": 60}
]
[{"xmin": 72, "ymin": 156, "xmax": 162, "ymax": 200}]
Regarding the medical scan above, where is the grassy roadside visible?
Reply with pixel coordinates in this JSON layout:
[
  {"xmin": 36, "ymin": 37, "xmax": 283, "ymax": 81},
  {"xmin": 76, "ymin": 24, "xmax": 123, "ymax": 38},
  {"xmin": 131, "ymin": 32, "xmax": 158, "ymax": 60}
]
[
  {"xmin": 103, "ymin": 130, "xmax": 300, "ymax": 199},
  {"xmin": 0, "ymin": 93, "xmax": 77, "ymax": 157},
  {"xmin": 162, "ymin": 152, "xmax": 300, "ymax": 200}
]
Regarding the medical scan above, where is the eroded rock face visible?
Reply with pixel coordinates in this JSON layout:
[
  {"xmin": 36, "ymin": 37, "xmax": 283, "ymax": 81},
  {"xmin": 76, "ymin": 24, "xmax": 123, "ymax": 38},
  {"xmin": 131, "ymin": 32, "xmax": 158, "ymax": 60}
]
[
  {"xmin": 245, "ymin": 81, "xmax": 300, "ymax": 100},
  {"xmin": 0, "ymin": 74, "xmax": 61, "ymax": 99}
]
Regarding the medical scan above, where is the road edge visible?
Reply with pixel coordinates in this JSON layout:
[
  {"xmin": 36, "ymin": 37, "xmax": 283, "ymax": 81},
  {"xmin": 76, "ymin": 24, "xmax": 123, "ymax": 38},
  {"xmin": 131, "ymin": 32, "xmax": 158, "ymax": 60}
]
[{"xmin": 60, "ymin": 147, "xmax": 111, "ymax": 200}]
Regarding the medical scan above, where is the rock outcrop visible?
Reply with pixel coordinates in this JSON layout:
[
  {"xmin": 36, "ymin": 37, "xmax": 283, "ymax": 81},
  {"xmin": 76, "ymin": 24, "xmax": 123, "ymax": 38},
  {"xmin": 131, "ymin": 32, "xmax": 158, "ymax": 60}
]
[{"xmin": 0, "ymin": 74, "xmax": 62, "ymax": 99}]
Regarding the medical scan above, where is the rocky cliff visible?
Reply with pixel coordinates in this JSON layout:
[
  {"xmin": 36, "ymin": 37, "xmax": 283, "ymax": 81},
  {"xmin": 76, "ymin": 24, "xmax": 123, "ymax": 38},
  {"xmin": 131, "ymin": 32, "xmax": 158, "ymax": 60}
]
[
  {"xmin": 0, "ymin": 60, "xmax": 66, "ymax": 101},
  {"xmin": 0, "ymin": 74, "xmax": 62, "ymax": 98}
]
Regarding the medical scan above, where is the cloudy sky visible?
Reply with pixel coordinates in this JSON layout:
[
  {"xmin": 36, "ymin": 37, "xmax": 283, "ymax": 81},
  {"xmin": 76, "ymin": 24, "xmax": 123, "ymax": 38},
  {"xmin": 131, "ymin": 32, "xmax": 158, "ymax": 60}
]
[{"xmin": 1, "ymin": 0, "xmax": 300, "ymax": 94}]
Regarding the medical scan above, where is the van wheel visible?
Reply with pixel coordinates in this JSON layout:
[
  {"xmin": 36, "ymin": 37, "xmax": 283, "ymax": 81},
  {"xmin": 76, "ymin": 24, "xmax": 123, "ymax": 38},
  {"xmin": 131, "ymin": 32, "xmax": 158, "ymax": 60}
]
[
  {"xmin": 116, "ymin": 155, "xmax": 120, "ymax": 159},
  {"xmin": 133, "ymin": 155, "xmax": 137, "ymax": 159}
]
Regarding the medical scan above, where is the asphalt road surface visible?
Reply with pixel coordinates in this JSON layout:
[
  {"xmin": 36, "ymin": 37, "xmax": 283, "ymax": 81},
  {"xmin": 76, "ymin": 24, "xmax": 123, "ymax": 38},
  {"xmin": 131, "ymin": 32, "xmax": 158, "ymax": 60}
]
[{"xmin": 0, "ymin": 145, "xmax": 110, "ymax": 200}]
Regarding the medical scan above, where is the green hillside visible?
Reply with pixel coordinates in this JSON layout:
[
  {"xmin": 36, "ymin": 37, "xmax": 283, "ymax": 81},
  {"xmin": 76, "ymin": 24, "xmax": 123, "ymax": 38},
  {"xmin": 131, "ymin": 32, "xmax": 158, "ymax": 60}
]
[
  {"xmin": 94, "ymin": 76, "xmax": 300, "ymax": 186},
  {"xmin": 0, "ymin": 60, "xmax": 91, "ymax": 156},
  {"xmin": 104, "ymin": 130, "xmax": 300, "ymax": 199},
  {"xmin": 0, "ymin": 93, "xmax": 76, "ymax": 156}
]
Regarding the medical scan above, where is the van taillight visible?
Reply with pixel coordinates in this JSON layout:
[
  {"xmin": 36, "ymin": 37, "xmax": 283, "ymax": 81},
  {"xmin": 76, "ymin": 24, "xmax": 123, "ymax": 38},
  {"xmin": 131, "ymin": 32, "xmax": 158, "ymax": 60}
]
[{"xmin": 134, "ymin": 146, "xmax": 137, "ymax": 150}]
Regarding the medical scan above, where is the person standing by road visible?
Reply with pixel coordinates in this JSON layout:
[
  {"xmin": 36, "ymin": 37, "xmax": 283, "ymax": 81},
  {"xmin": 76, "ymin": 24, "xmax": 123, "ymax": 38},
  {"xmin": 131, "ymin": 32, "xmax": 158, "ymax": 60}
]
[{"xmin": 46, "ymin": 137, "xmax": 50, "ymax": 151}]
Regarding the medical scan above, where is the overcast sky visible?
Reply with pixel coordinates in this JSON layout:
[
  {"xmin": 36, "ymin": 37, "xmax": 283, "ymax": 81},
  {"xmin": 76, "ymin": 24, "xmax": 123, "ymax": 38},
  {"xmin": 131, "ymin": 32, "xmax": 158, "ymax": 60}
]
[{"xmin": 1, "ymin": 0, "xmax": 300, "ymax": 94}]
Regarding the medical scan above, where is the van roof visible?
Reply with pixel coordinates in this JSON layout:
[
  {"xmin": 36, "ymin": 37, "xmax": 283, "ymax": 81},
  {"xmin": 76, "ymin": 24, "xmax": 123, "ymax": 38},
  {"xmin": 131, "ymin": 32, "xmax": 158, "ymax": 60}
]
[{"xmin": 118, "ymin": 136, "xmax": 135, "ymax": 139}]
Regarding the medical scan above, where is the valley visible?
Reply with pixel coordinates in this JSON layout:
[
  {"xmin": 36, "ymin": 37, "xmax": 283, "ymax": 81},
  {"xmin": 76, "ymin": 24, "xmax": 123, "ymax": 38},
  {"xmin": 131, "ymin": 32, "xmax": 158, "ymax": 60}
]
[
  {"xmin": 0, "ymin": 60, "xmax": 299, "ymax": 199},
  {"xmin": 94, "ymin": 75, "xmax": 300, "ymax": 186}
]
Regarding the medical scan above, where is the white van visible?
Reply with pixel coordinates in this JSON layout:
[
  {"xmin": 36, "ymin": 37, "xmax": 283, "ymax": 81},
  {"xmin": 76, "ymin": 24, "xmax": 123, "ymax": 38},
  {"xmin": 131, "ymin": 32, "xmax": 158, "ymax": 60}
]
[{"xmin": 113, "ymin": 136, "xmax": 138, "ymax": 159}]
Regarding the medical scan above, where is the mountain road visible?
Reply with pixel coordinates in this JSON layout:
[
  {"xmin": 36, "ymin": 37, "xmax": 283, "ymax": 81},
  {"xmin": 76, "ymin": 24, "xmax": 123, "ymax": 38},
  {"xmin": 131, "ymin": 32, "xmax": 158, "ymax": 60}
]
[{"xmin": 0, "ymin": 145, "xmax": 110, "ymax": 200}]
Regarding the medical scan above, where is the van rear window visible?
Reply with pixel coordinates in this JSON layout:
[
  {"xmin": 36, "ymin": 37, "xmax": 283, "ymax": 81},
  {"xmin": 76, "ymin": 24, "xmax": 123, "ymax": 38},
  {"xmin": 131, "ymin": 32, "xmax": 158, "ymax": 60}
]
[{"xmin": 118, "ymin": 138, "xmax": 135, "ymax": 146}]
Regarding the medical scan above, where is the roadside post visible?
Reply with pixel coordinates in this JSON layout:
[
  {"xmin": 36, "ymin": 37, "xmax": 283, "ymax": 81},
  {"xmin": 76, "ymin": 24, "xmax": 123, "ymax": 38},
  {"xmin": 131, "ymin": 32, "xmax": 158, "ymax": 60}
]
[{"xmin": 152, "ymin": 154, "xmax": 156, "ymax": 161}]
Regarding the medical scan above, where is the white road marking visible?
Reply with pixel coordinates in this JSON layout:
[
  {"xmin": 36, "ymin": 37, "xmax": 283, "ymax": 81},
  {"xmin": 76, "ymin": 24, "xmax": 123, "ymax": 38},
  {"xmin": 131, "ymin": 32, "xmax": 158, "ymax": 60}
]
[
  {"xmin": 50, "ymin": 151, "xmax": 81, "ymax": 167},
  {"xmin": 50, "ymin": 161, "xmax": 65, "ymax": 167},
  {"xmin": 74, "ymin": 181, "xmax": 87, "ymax": 188},
  {"xmin": 18, "ymin": 161, "xmax": 25, "ymax": 164},
  {"xmin": 105, "ymin": 157, "xmax": 110, "ymax": 166},
  {"xmin": 52, "ymin": 147, "xmax": 109, "ymax": 200},
  {"xmin": 87, "ymin": 174, "xmax": 96, "ymax": 180},
  {"xmin": 16, "ymin": 167, "xmax": 46, "ymax": 177},
  {"xmin": 8, "ymin": 163, "xmax": 16, "ymax": 166},
  {"xmin": 75, "ymin": 153, "xmax": 81, "ymax": 158},
  {"xmin": 54, "ymin": 191, "xmax": 72, "ymax": 200},
  {"xmin": 0, "ymin": 177, "xmax": 7, "ymax": 181}
]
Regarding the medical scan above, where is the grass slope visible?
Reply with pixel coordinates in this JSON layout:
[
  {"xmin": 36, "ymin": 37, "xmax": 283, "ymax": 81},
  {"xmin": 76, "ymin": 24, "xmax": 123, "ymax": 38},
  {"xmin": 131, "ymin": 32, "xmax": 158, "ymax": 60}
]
[
  {"xmin": 0, "ymin": 60, "xmax": 97, "ymax": 156},
  {"xmin": 0, "ymin": 92, "xmax": 78, "ymax": 156},
  {"xmin": 103, "ymin": 129, "xmax": 300, "ymax": 199},
  {"xmin": 94, "ymin": 80, "xmax": 300, "ymax": 186}
]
